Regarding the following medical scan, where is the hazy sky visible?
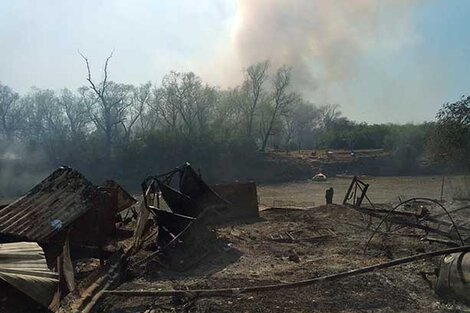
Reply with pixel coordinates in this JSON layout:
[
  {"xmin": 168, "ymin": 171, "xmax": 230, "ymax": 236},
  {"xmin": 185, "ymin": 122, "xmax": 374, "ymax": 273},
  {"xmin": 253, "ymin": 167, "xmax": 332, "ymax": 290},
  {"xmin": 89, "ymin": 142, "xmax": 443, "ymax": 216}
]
[{"xmin": 0, "ymin": 0, "xmax": 469, "ymax": 123}]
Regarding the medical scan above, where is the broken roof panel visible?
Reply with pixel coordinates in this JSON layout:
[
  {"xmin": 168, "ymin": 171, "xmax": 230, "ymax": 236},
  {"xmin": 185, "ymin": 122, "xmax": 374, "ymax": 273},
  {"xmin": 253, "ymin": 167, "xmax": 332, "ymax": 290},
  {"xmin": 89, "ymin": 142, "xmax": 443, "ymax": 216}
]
[
  {"xmin": 0, "ymin": 166, "xmax": 100, "ymax": 242},
  {"xmin": 154, "ymin": 164, "xmax": 227, "ymax": 218},
  {"xmin": 0, "ymin": 241, "xmax": 58, "ymax": 307},
  {"xmin": 102, "ymin": 180, "xmax": 137, "ymax": 212}
]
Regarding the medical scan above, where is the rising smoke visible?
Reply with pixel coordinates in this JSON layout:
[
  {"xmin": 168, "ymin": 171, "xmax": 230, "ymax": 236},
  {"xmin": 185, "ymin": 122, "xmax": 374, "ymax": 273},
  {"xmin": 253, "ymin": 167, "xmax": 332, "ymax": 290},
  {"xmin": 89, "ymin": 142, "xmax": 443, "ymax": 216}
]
[
  {"xmin": 0, "ymin": 141, "xmax": 52, "ymax": 198},
  {"xmin": 228, "ymin": 0, "xmax": 417, "ymax": 97}
]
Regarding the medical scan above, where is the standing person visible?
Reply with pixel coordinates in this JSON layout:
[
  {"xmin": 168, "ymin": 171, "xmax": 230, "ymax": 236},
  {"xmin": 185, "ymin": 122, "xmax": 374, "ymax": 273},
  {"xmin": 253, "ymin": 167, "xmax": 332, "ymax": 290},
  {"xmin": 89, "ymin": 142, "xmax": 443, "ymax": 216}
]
[{"xmin": 325, "ymin": 187, "xmax": 334, "ymax": 205}]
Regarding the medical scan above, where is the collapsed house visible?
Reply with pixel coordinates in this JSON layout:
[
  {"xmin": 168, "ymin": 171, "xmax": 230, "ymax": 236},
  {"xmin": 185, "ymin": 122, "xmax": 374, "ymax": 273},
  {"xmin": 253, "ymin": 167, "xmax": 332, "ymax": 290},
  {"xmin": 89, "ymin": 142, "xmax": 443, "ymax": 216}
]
[
  {"xmin": 0, "ymin": 166, "xmax": 136, "ymax": 311},
  {"xmin": 134, "ymin": 163, "xmax": 259, "ymax": 270},
  {"xmin": 0, "ymin": 162, "xmax": 261, "ymax": 310},
  {"xmin": 4, "ymin": 165, "xmax": 470, "ymax": 311},
  {"xmin": 0, "ymin": 167, "xmax": 136, "ymax": 262}
]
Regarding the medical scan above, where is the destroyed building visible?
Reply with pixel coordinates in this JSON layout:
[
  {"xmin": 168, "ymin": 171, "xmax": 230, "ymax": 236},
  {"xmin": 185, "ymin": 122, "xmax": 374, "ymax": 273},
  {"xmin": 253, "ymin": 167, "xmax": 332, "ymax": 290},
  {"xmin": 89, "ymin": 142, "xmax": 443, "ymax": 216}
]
[
  {"xmin": 0, "ymin": 166, "xmax": 136, "ymax": 311},
  {"xmin": 0, "ymin": 166, "xmax": 136, "ymax": 264},
  {"xmin": 5, "ymin": 164, "xmax": 470, "ymax": 312},
  {"xmin": 134, "ymin": 163, "xmax": 259, "ymax": 270}
]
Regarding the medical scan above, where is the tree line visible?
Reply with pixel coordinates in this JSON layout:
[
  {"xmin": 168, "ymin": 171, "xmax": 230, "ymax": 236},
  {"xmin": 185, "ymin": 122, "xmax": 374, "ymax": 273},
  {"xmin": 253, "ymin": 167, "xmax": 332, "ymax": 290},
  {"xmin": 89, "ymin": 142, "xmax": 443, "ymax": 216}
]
[{"xmin": 0, "ymin": 56, "xmax": 467, "ymax": 190}]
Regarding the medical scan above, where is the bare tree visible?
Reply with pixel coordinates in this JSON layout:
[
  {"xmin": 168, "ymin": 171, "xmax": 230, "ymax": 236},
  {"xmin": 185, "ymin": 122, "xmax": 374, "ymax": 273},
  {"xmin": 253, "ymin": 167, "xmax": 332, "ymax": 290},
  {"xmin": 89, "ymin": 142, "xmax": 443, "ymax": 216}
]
[
  {"xmin": 282, "ymin": 100, "xmax": 322, "ymax": 150},
  {"xmin": 0, "ymin": 83, "xmax": 22, "ymax": 141},
  {"xmin": 150, "ymin": 79, "xmax": 179, "ymax": 132},
  {"xmin": 212, "ymin": 87, "xmax": 245, "ymax": 139},
  {"xmin": 153, "ymin": 71, "xmax": 214, "ymax": 138},
  {"xmin": 243, "ymin": 61, "xmax": 269, "ymax": 138},
  {"xmin": 21, "ymin": 88, "xmax": 68, "ymax": 158},
  {"xmin": 120, "ymin": 82, "xmax": 150, "ymax": 142},
  {"xmin": 320, "ymin": 104, "xmax": 342, "ymax": 129},
  {"xmin": 260, "ymin": 66, "xmax": 296, "ymax": 151},
  {"xmin": 171, "ymin": 72, "xmax": 201, "ymax": 135},
  {"xmin": 58, "ymin": 88, "xmax": 90, "ymax": 140},
  {"xmin": 80, "ymin": 51, "xmax": 133, "ymax": 158}
]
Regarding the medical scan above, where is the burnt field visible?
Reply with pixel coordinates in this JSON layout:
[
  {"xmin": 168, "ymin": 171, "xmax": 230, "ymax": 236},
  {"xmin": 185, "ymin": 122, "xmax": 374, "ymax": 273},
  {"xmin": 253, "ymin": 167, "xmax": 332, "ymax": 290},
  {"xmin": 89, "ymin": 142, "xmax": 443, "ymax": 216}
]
[
  {"xmin": 100, "ymin": 205, "xmax": 470, "ymax": 313},
  {"xmin": 96, "ymin": 176, "xmax": 470, "ymax": 313},
  {"xmin": 2, "ymin": 168, "xmax": 470, "ymax": 313}
]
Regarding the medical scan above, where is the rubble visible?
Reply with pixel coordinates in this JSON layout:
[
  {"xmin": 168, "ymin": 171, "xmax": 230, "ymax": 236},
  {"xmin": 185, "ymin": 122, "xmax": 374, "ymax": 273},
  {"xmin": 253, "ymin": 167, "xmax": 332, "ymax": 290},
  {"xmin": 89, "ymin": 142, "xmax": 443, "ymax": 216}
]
[
  {"xmin": 0, "ymin": 242, "xmax": 58, "ymax": 308},
  {"xmin": 134, "ymin": 163, "xmax": 229, "ymax": 270},
  {"xmin": 1, "ymin": 164, "xmax": 470, "ymax": 312},
  {"xmin": 0, "ymin": 167, "xmax": 136, "ymax": 257},
  {"xmin": 0, "ymin": 166, "xmax": 136, "ymax": 312},
  {"xmin": 0, "ymin": 167, "xmax": 104, "ymax": 244}
]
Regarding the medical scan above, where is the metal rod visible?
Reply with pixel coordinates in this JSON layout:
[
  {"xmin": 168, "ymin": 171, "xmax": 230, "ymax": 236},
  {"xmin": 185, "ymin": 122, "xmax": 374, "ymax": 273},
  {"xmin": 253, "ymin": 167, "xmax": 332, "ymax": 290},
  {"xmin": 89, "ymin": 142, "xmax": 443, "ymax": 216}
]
[
  {"xmin": 343, "ymin": 176, "xmax": 356, "ymax": 204},
  {"xmin": 104, "ymin": 245, "xmax": 470, "ymax": 298},
  {"xmin": 364, "ymin": 197, "xmax": 465, "ymax": 252}
]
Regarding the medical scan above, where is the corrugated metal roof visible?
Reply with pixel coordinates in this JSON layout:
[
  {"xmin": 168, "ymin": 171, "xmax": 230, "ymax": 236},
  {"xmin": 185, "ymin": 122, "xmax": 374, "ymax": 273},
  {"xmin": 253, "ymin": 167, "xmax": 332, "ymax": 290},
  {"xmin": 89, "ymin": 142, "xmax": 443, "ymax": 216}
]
[
  {"xmin": 0, "ymin": 167, "xmax": 100, "ymax": 242},
  {"xmin": 0, "ymin": 241, "xmax": 58, "ymax": 307}
]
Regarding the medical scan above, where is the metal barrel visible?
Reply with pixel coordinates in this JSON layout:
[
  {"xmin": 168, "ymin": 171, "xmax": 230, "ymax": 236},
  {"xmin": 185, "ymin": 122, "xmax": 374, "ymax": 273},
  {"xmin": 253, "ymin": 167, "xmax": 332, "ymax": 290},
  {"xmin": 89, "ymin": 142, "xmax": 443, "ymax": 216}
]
[{"xmin": 435, "ymin": 252, "xmax": 470, "ymax": 303}]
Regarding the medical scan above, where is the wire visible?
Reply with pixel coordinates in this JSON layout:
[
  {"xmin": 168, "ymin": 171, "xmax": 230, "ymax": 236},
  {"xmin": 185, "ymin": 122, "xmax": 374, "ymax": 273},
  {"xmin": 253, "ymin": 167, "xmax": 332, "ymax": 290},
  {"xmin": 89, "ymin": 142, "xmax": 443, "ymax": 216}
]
[{"xmin": 364, "ymin": 197, "xmax": 464, "ymax": 253}]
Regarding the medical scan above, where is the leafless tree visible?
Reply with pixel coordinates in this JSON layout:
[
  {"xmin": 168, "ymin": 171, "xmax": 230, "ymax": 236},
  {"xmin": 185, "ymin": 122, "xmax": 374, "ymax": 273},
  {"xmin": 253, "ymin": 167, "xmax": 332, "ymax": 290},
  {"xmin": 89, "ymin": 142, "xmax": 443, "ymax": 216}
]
[
  {"xmin": 153, "ymin": 71, "xmax": 215, "ymax": 138},
  {"xmin": 0, "ymin": 83, "xmax": 21, "ymax": 141},
  {"xmin": 281, "ymin": 100, "xmax": 322, "ymax": 151},
  {"xmin": 58, "ymin": 88, "xmax": 90, "ymax": 140},
  {"xmin": 20, "ymin": 88, "xmax": 68, "ymax": 157},
  {"xmin": 171, "ymin": 72, "xmax": 201, "ymax": 135},
  {"xmin": 243, "ymin": 61, "xmax": 269, "ymax": 138},
  {"xmin": 212, "ymin": 87, "xmax": 245, "ymax": 139},
  {"xmin": 260, "ymin": 65, "xmax": 296, "ymax": 151},
  {"xmin": 120, "ymin": 82, "xmax": 150, "ymax": 142},
  {"xmin": 150, "ymin": 83, "xmax": 178, "ymax": 132},
  {"xmin": 79, "ymin": 51, "xmax": 133, "ymax": 158},
  {"xmin": 320, "ymin": 104, "xmax": 342, "ymax": 129}
]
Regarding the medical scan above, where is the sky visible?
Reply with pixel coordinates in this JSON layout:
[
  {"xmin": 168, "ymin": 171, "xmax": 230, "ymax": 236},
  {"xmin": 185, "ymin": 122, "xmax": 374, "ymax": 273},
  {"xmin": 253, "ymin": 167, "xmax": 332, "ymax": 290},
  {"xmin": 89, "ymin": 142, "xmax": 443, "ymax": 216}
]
[{"xmin": 0, "ymin": 0, "xmax": 469, "ymax": 124}]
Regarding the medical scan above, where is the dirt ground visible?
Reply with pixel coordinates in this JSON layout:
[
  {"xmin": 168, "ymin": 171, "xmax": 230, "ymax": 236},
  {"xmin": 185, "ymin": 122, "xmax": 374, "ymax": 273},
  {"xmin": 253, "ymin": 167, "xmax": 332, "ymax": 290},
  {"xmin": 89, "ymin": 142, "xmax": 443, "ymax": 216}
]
[
  {"xmin": 96, "ymin": 197, "xmax": 470, "ymax": 313},
  {"xmin": 2, "ymin": 170, "xmax": 469, "ymax": 312},
  {"xmin": 258, "ymin": 175, "xmax": 470, "ymax": 208}
]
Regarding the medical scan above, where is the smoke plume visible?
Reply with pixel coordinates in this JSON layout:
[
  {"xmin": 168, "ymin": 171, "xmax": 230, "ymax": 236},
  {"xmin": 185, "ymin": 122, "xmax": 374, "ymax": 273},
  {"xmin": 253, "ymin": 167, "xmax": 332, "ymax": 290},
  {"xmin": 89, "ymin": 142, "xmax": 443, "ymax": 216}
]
[{"xmin": 229, "ymin": 0, "xmax": 417, "ymax": 96}]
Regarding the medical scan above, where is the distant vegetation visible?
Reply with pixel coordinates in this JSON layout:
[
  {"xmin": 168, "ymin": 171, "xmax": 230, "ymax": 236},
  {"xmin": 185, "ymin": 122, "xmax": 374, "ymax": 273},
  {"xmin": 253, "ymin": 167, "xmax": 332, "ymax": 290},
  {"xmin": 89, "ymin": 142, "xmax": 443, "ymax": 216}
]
[{"xmin": 0, "ymin": 57, "xmax": 467, "ymax": 194}]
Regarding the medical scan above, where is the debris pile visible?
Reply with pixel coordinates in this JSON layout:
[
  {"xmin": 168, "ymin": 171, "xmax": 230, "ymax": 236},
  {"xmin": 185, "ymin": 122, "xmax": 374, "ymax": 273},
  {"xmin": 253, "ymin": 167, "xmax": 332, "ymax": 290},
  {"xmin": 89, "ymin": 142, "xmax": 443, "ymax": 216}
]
[
  {"xmin": 2, "ymin": 167, "xmax": 470, "ymax": 312},
  {"xmin": 0, "ymin": 166, "xmax": 136, "ymax": 312},
  {"xmin": 135, "ymin": 163, "xmax": 257, "ymax": 270},
  {"xmin": 342, "ymin": 176, "xmax": 470, "ymax": 304},
  {"xmin": 0, "ymin": 242, "xmax": 58, "ymax": 308}
]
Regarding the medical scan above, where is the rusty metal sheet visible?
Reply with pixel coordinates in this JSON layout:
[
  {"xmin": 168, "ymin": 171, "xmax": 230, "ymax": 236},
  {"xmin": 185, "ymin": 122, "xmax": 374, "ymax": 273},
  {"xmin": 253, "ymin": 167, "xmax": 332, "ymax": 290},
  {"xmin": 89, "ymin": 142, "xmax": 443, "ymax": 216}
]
[
  {"xmin": 211, "ymin": 182, "xmax": 259, "ymax": 222},
  {"xmin": 158, "ymin": 179, "xmax": 195, "ymax": 217},
  {"xmin": 0, "ymin": 241, "xmax": 59, "ymax": 307},
  {"xmin": 156, "ymin": 164, "xmax": 227, "ymax": 218},
  {"xmin": 102, "ymin": 180, "xmax": 137, "ymax": 212},
  {"xmin": 0, "ymin": 166, "xmax": 100, "ymax": 242}
]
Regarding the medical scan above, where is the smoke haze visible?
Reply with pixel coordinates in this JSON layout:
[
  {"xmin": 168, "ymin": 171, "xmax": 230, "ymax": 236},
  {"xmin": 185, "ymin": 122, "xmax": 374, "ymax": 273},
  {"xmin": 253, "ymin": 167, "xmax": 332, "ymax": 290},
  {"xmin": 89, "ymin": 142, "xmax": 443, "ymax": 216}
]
[
  {"xmin": 225, "ymin": 0, "xmax": 418, "ymax": 97},
  {"xmin": 1, "ymin": 0, "xmax": 470, "ymax": 123}
]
